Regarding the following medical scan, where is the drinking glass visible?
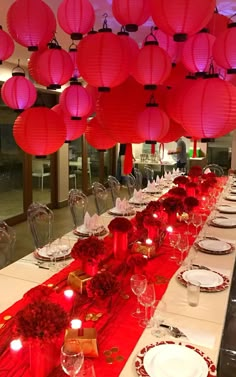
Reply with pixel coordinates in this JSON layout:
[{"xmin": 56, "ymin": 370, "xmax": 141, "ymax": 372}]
[
  {"xmin": 78, "ymin": 359, "xmax": 96, "ymax": 377},
  {"xmin": 187, "ymin": 280, "xmax": 201, "ymax": 307},
  {"xmin": 168, "ymin": 232, "xmax": 180, "ymax": 261},
  {"xmin": 61, "ymin": 341, "xmax": 84, "ymax": 377},
  {"xmin": 139, "ymin": 283, "xmax": 156, "ymax": 328},
  {"xmin": 192, "ymin": 213, "xmax": 203, "ymax": 238},
  {"xmin": 176, "ymin": 233, "xmax": 189, "ymax": 266},
  {"xmin": 151, "ymin": 299, "xmax": 167, "ymax": 337},
  {"xmin": 130, "ymin": 274, "xmax": 147, "ymax": 318}
]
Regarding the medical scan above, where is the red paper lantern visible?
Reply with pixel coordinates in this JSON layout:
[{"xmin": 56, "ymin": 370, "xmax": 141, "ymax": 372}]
[
  {"xmin": 68, "ymin": 43, "xmax": 80, "ymax": 80},
  {"xmin": 77, "ymin": 30, "xmax": 129, "ymax": 91},
  {"xmin": 36, "ymin": 44, "xmax": 74, "ymax": 89},
  {"xmin": 0, "ymin": 26, "xmax": 14, "ymax": 64},
  {"xmin": 7, "ymin": 0, "xmax": 56, "ymax": 50},
  {"xmin": 159, "ymin": 119, "xmax": 186, "ymax": 143},
  {"xmin": 213, "ymin": 23, "xmax": 236, "ymax": 74},
  {"xmin": 136, "ymin": 96, "xmax": 170, "ymax": 142},
  {"xmin": 163, "ymin": 62, "xmax": 188, "ymax": 88},
  {"xmin": 85, "ymin": 117, "xmax": 116, "ymax": 151},
  {"xmin": 1, "ymin": 73, "xmax": 36, "ymax": 111},
  {"xmin": 149, "ymin": 0, "xmax": 215, "ymax": 41},
  {"xmin": 85, "ymin": 84, "xmax": 98, "ymax": 115},
  {"xmin": 57, "ymin": 0, "xmax": 95, "ymax": 40},
  {"xmin": 151, "ymin": 28, "xmax": 181, "ymax": 63},
  {"xmin": 59, "ymin": 82, "xmax": 92, "ymax": 119},
  {"xmin": 180, "ymin": 76, "xmax": 236, "ymax": 138},
  {"xmin": 181, "ymin": 31, "xmax": 216, "ymax": 75},
  {"xmin": 28, "ymin": 50, "xmax": 48, "ymax": 86},
  {"xmin": 132, "ymin": 40, "xmax": 172, "ymax": 89},
  {"xmin": 206, "ymin": 11, "xmax": 229, "ymax": 37},
  {"xmin": 117, "ymin": 30, "xmax": 139, "ymax": 74},
  {"xmin": 52, "ymin": 104, "xmax": 86, "ymax": 142},
  {"xmin": 13, "ymin": 107, "xmax": 66, "ymax": 155},
  {"xmin": 112, "ymin": 0, "xmax": 150, "ymax": 32}
]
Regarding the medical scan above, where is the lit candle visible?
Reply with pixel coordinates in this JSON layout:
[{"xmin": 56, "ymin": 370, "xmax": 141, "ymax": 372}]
[
  {"xmin": 166, "ymin": 226, "xmax": 173, "ymax": 233},
  {"xmin": 145, "ymin": 238, "xmax": 153, "ymax": 246},
  {"xmin": 145, "ymin": 238, "xmax": 153, "ymax": 258},
  {"xmin": 63, "ymin": 289, "xmax": 75, "ymax": 312},
  {"xmin": 10, "ymin": 339, "xmax": 23, "ymax": 357},
  {"xmin": 71, "ymin": 319, "xmax": 83, "ymax": 336},
  {"xmin": 153, "ymin": 213, "xmax": 158, "ymax": 219}
]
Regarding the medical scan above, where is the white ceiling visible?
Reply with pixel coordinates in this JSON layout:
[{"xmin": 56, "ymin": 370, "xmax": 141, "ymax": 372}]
[{"xmin": 1, "ymin": 0, "xmax": 236, "ymax": 68}]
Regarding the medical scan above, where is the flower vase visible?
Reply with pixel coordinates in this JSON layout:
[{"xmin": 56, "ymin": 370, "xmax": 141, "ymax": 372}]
[
  {"xmin": 146, "ymin": 225, "xmax": 158, "ymax": 241},
  {"xmin": 29, "ymin": 339, "xmax": 62, "ymax": 377},
  {"xmin": 83, "ymin": 260, "xmax": 98, "ymax": 277},
  {"xmin": 113, "ymin": 231, "xmax": 128, "ymax": 260},
  {"xmin": 167, "ymin": 212, "xmax": 177, "ymax": 226},
  {"xmin": 187, "ymin": 187, "xmax": 196, "ymax": 197}
]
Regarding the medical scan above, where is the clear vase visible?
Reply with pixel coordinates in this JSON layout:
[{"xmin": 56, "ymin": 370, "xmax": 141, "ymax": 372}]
[
  {"xmin": 82, "ymin": 260, "xmax": 98, "ymax": 277},
  {"xmin": 167, "ymin": 212, "xmax": 177, "ymax": 226}
]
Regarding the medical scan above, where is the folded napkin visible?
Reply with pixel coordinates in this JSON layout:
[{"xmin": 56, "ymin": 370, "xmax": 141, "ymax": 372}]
[
  {"xmin": 156, "ymin": 175, "xmax": 160, "ymax": 184},
  {"xmin": 83, "ymin": 212, "xmax": 102, "ymax": 231},
  {"xmin": 132, "ymin": 189, "xmax": 143, "ymax": 202},
  {"xmin": 180, "ymin": 326, "xmax": 216, "ymax": 349},
  {"xmin": 115, "ymin": 197, "xmax": 129, "ymax": 212},
  {"xmin": 204, "ymin": 168, "xmax": 211, "ymax": 174},
  {"xmin": 147, "ymin": 180, "xmax": 156, "ymax": 191}
]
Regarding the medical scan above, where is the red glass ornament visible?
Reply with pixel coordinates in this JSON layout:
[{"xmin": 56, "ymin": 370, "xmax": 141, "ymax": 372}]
[
  {"xmin": 206, "ymin": 11, "xmax": 229, "ymax": 37},
  {"xmin": 77, "ymin": 30, "xmax": 129, "ymax": 91},
  {"xmin": 59, "ymin": 82, "xmax": 92, "ymax": 119},
  {"xmin": 213, "ymin": 23, "xmax": 236, "ymax": 74},
  {"xmin": 181, "ymin": 76, "xmax": 236, "ymax": 138},
  {"xmin": 132, "ymin": 40, "xmax": 172, "ymax": 89},
  {"xmin": 13, "ymin": 107, "xmax": 66, "ymax": 155},
  {"xmin": 1, "ymin": 74, "xmax": 36, "ymax": 111},
  {"xmin": 181, "ymin": 31, "xmax": 216, "ymax": 75},
  {"xmin": 7, "ymin": 0, "xmax": 56, "ymax": 51},
  {"xmin": 85, "ymin": 117, "xmax": 116, "ymax": 151},
  {"xmin": 0, "ymin": 26, "xmax": 14, "ymax": 64},
  {"xmin": 149, "ymin": 0, "xmax": 215, "ymax": 41},
  {"xmin": 112, "ymin": 0, "xmax": 150, "ymax": 32},
  {"xmin": 36, "ymin": 45, "xmax": 74, "ymax": 89},
  {"xmin": 57, "ymin": 0, "xmax": 95, "ymax": 40}
]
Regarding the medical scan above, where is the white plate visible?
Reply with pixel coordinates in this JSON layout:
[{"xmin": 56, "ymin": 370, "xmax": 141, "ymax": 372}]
[
  {"xmin": 230, "ymin": 189, "xmax": 236, "ymax": 194},
  {"xmin": 108, "ymin": 207, "xmax": 135, "ymax": 216},
  {"xmin": 143, "ymin": 344, "xmax": 208, "ymax": 377},
  {"xmin": 182, "ymin": 269, "xmax": 223, "ymax": 288},
  {"xmin": 211, "ymin": 217, "xmax": 236, "ymax": 228},
  {"xmin": 37, "ymin": 244, "xmax": 71, "ymax": 259},
  {"xmin": 217, "ymin": 205, "xmax": 236, "ymax": 214},
  {"xmin": 75, "ymin": 224, "xmax": 106, "ymax": 236},
  {"xmin": 198, "ymin": 239, "xmax": 231, "ymax": 252},
  {"xmin": 225, "ymin": 195, "xmax": 236, "ymax": 201}
]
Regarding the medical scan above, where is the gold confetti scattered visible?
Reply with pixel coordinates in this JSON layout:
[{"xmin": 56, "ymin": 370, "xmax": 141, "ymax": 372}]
[
  {"xmin": 111, "ymin": 347, "xmax": 119, "ymax": 353},
  {"xmin": 47, "ymin": 284, "xmax": 54, "ymax": 288},
  {"xmin": 116, "ymin": 355, "xmax": 125, "ymax": 362},
  {"xmin": 85, "ymin": 313, "xmax": 94, "ymax": 321},
  {"xmin": 0, "ymin": 323, "xmax": 4, "ymax": 329},
  {"xmin": 121, "ymin": 293, "xmax": 130, "ymax": 300},
  {"xmin": 103, "ymin": 350, "xmax": 112, "ymax": 356},
  {"xmin": 105, "ymin": 357, "xmax": 113, "ymax": 364},
  {"xmin": 3, "ymin": 315, "xmax": 11, "ymax": 321},
  {"xmin": 96, "ymin": 313, "xmax": 103, "ymax": 318},
  {"xmin": 91, "ymin": 316, "xmax": 98, "ymax": 322},
  {"xmin": 154, "ymin": 275, "xmax": 170, "ymax": 284}
]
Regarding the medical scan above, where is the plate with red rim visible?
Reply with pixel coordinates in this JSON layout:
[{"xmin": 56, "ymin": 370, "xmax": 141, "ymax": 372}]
[
  {"xmin": 135, "ymin": 341, "xmax": 217, "ymax": 377},
  {"xmin": 34, "ymin": 245, "xmax": 71, "ymax": 261},
  {"xmin": 177, "ymin": 269, "xmax": 230, "ymax": 292},
  {"xmin": 108, "ymin": 207, "xmax": 136, "ymax": 217},
  {"xmin": 194, "ymin": 238, "xmax": 234, "ymax": 255}
]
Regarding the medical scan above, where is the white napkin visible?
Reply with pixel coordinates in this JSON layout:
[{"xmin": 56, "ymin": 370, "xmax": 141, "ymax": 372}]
[
  {"xmin": 132, "ymin": 189, "xmax": 143, "ymax": 202},
  {"xmin": 204, "ymin": 168, "xmax": 211, "ymax": 174},
  {"xmin": 180, "ymin": 327, "xmax": 216, "ymax": 349},
  {"xmin": 147, "ymin": 180, "xmax": 156, "ymax": 191},
  {"xmin": 83, "ymin": 212, "xmax": 101, "ymax": 231},
  {"xmin": 115, "ymin": 198, "xmax": 129, "ymax": 212},
  {"xmin": 156, "ymin": 175, "xmax": 160, "ymax": 184}
]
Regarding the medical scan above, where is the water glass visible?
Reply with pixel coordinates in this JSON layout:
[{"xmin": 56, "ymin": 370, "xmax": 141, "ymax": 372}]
[
  {"xmin": 168, "ymin": 232, "xmax": 180, "ymax": 261},
  {"xmin": 139, "ymin": 283, "xmax": 156, "ymax": 328},
  {"xmin": 78, "ymin": 359, "xmax": 96, "ymax": 377},
  {"xmin": 177, "ymin": 233, "xmax": 189, "ymax": 266},
  {"xmin": 187, "ymin": 280, "xmax": 200, "ymax": 307},
  {"xmin": 151, "ymin": 300, "xmax": 167, "ymax": 337},
  {"xmin": 61, "ymin": 341, "xmax": 84, "ymax": 377},
  {"xmin": 130, "ymin": 274, "xmax": 147, "ymax": 318}
]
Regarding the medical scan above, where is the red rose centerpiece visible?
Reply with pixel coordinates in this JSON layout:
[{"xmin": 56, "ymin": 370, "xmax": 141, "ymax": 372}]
[
  {"xmin": 162, "ymin": 197, "xmax": 184, "ymax": 226},
  {"xmin": 168, "ymin": 186, "xmax": 187, "ymax": 198},
  {"xmin": 71, "ymin": 236, "xmax": 105, "ymax": 276},
  {"xmin": 188, "ymin": 165, "xmax": 202, "ymax": 183},
  {"xmin": 108, "ymin": 217, "xmax": 133, "ymax": 260},
  {"xmin": 143, "ymin": 214, "xmax": 162, "ymax": 241},
  {"xmin": 86, "ymin": 271, "xmax": 119, "ymax": 309},
  {"xmin": 173, "ymin": 175, "xmax": 189, "ymax": 189},
  {"xmin": 184, "ymin": 196, "xmax": 199, "ymax": 212}
]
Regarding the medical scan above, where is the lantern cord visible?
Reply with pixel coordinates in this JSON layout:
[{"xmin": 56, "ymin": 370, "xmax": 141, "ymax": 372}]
[
  {"xmin": 68, "ymin": 41, "xmax": 77, "ymax": 51},
  {"xmin": 12, "ymin": 59, "xmax": 25, "ymax": 75},
  {"xmin": 48, "ymin": 34, "xmax": 60, "ymax": 48},
  {"xmin": 208, "ymin": 59, "xmax": 215, "ymax": 75},
  {"xmin": 144, "ymin": 26, "xmax": 159, "ymax": 44},
  {"xmin": 120, "ymin": 26, "xmax": 126, "ymax": 33},
  {"xmin": 229, "ymin": 13, "xmax": 236, "ymax": 22},
  {"xmin": 148, "ymin": 93, "xmax": 157, "ymax": 105},
  {"xmin": 102, "ymin": 13, "xmax": 109, "ymax": 29}
]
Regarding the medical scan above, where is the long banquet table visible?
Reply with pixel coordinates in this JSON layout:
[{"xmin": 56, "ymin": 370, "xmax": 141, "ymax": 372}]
[{"xmin": 0, "ymin": 177, "xmax": 235, "ymax": 376}]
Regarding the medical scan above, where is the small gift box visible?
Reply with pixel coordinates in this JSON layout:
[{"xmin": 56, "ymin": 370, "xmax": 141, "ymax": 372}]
[
  {"xmin": 131, "ymin": 241, "xmax": 156, "ymax": 258},
  {"xmin": 64, "ymin": 328, "xmax": 98, "ymax": 358},
  {"xmin": 67, "ymin": 270, "xmax": 92, "ymax": 294}
]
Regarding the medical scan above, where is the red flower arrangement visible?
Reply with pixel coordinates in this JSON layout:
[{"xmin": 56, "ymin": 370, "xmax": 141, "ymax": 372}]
[
  {"xmin": 108, "ymin": 217, "xmax": 133, "ymax": 233},
  {"xmin": 162, "ymin": 197, "xmax": 184, "ymax": 214},
  {"xmin": 186, "ymin": 182, "xmax": 198, "ymax": 189},
  {"xmin": 135, "ymin": 209, "xmax": 151, "ymax": 228},
  {"xmin": 173, "ymin": 176, "xmax": 189, "ymax": 185},
  {"xmin": 146, "ymin": 201, "xmax": 162, "ymax": 214},
  {"xmin": 71, "ymin": 236, "xmax": 105, "ymax": 262},
  {"xmin": 143, "ymin": 214, "xmax": 162, "ymax": 227},
  {"xmin": 126, "ymin": 254, "xmax": 148, "ymax": 271},
  {"xmin": 86, "ymin": 271, "xmax": 120, "ymax": 299},
  {"xmin": 23, "ymin": 285, "xmax": 53, "ymax": 303},
  {"xmin": 14, "ymin": 301, "xmax": 68, "ymax": 342},
  {"xmin": 168, "ymin": 187, "xmax": 187, "ymax": 198},
  {"xmin": 202, "ymin": 172, "xmax": 216, "ymax": 179},
  {"xmin": 184, "ymin": 196, "xmax": 199, "ymax": 212},
  {"xmin": 188, "ymin": 165, "xmax": 202, "ymax": 177}
]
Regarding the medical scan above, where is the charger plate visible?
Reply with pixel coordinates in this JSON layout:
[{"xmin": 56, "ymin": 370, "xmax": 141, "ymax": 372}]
[
  {"xmin": 194, "ymin": 238, "xmax": 233, "ymax": 255},
  {"xmin": 225, "ymin": 195, "xmax": 236, "ymax": 201},
  {"xmin": 108, "ymin": 207, "xmax": 135, "ymax": 216},
  {"xmin": 178, "ymin": 269, "xmax": 230, "ymax": 292},
  {"xmin": 73, "ymin": 225, "xmax": 107, "ymax": 237},
  {"xmin": 210, "ymin": 217, "xmax": 236, "ymax": 228},
  {"xmin": 217, "ymin": 205, "xmax": 236, "ymax": 214},
  {"xmin": 34, "ymin": 245, "xmax": 71, "ymax": 261},
  {"xmin": 135, "ymin": 341, "xmax": 216, "ymax": 377}
]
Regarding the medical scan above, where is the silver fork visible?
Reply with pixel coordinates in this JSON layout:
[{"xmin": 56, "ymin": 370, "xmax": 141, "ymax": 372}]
[{"xmin": 160, "ymin": 324, "xmax": 188, "ymax": 338}]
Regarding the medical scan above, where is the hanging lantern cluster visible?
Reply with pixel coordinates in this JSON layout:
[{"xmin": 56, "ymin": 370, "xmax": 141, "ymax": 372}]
[
  {"xmin": 112, "ymin": 0, "xmax": 150, "ymax": 32},
  {"xmin": 59, "ymin": 82, "xmax": 92, "ymax": 119},
  {"xmin": 52, "ymin": 104, "xmax": 86, "ymax": 142},
  {"xmin": 213, "ymin": 23, "xmax": 236, "ymax": 74},
  {"xmin": 85, "ymin": 117, "xmax": 116, "ymax": 151},
  {"xmin": 0, "ymin": 26, "xmax": 14, "ymax": 64}
]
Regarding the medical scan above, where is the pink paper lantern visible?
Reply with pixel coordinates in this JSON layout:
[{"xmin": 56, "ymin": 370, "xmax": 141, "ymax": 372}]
[
  {"xmin": 1, "ymin": 74, "xmax": 36, "ymax": 111},
  {"xmin": 149, "ymin": 0, "xmax": 215, "ymax": 41},
  {"xmin": 7, "ymin": 0, "xmax": 56, "ymax": 50},
  {"xmin": 13, "ymin": 107, "xmax": 66, "ymax": 155},
  {"xmin": 112, "ymin": 0, "xmax": 150, "ymax": 32},
  {"xmin": 57, "ymin": 0, "xmax": 95, "ymax": 40},
  {"xmin": 28, "ymin": 50, "xmax": 48, "ymax": 86},
  {"xmin": 151, "ymin": 27, "xmax": 181, "ymax": 63},
  {"xmin": 59, "ymin": 82, "xmax": 92, "ymax": 119},
  {"xmin": 0, "ymin": 26, "xmax": 14, "ymax": 64},
  {"xmin": 213, "ymin": 23, "xmax": 236, "ymax": 74},
  {"xmin": 181, "ymin": 31, "xmax": 216, "ymax": 75},
  {"xmin": 206, "ymin": 11, "xmax": 229, "ymax": 37},
  {"xmin": 77, "ymin": 30, "xmax": 129, "ymax": 91},
  {"xmin": 85, "ymin": 117, "xmax": 116, "ymax": 151}
]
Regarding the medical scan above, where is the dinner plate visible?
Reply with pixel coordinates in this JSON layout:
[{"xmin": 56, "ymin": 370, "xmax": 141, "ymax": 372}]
[
  {"xmin": 34, "ymin": 245, "xmax": 71, "ymax": 261},
  {"xmin": 195, "ymin": 238, "xmax": 233, "ymax": 256},
  {"xmin": 210, "ymin": 217, "xmax": 236, "ymax": 228},
  {"xmin": 230, "ymin": 189, "xmax": 236, "ymax": 194},
  {"xmin": 135, "ymin": 341, "xmax": 217, "ymax": 377},
  {"xmin": 182, "ymin": 269, "xmax": 224, "ymax": 288},
  {"xmin": 217, "ymin": 205, "xmax": 236, "ymax": 214},
  {"xmin": 108, "ymin": 207, "xmax": 135, "ymax": 216},
  {"xmin": 225, "ymin": 195, "xmax": 236, "ymax": 201},
  {"xmin": 73, "ymin": 225, "xmax": 107, "ymax": 237},
  {"xmin": 142, "ymin": 188, "xmax": 162, "ymax": 195},
  {"xmin": 178, "ymin": 269, "xmax": 230, "ymax": 292}
]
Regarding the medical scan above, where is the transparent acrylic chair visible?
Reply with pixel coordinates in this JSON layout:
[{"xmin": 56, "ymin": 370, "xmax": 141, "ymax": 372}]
[
  {"xmin": 108, "ymin": 175, "xmax": 121, "ymax": 206},
  {"xmin": 92, "ymin": 182, "xmax": 109, "ymax": 215},
  {"xmin": 144, "ymin": 165, "xmax": 154, "ymax": 183},
  {"xmin": 203, "ymin": 164, "xmax": 224, "ymax": 177},
  {"xmin": 133, "ymin": 168, "xmax": 143, "ymax": 191},
  {"xmin": 68, "ymin": 189, "xmax": 88, "ymax": 229},
  {"xmin": 27, "ymin": 202, "xmax": 54, "ymax": 251},
  {"xmin": 0, "ymin": 221, "xmax": 16, "ymax": 269},
  {"xmin": 125, "ymin": 174, "xmax": 136, "ymax": 198}
]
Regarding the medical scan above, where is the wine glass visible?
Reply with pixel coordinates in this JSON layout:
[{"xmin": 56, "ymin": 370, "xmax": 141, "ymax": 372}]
[
  {"xmin": 192, "ymin": 213, "xmax": 203, "ymax": 238},
  {"xmin": 168, "ymin": 232, "xmax": 180, "ymax": 261},
  {"xmin": 61, "ymin": 341, "xmax": 84, "ymax": 377},
  {"xmin": 151, "ymin": 299, "xmax": 167, "ymax": 337},
  {"xmin": 130, "ymin": 274, "xmax": 147, "ymax": 318},
  {"xmin": 139, "ymin": 283, "xmax": 156, "ymax": 328},
  {"xmin": 176, "ymin": 233, "xmax": 189, "ymax": 266}
]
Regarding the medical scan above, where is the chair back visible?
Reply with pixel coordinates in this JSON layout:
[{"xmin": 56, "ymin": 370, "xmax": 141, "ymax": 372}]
[
  {"xmin": 92, "ymin": 182, "xmax": 109, "ymax": 215},
  {"xmin": 0, "ymin": 221, "xmax": 16, "ymax": 269},
  {"xmin": 125, "ymin": 174, "xmax": 136, "ymax": 198},
  {"xmin": 203, "ymin": 164, "xmax": 224, "ymax": 177},
  {"xmin": 27, "ymin": 202, "xmax": 54, "ymax": 250},
  {"xmin": 108, "ymin": 175, "xmax": 121, "ymax": 206},
  {"xmin": 68, "ymin": 189, "xmax": 88, "ymax": 228},
  {"xmin": 144, "ymin": 165, "xmax": 154, "ymax": 183},
  {"xmin": 133, "ymin": 168, "xmax": 143, "ymax": 190}
]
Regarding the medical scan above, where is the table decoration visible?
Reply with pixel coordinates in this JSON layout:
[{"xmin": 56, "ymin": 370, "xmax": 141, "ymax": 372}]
[
  {"xmin": 135, "ymin": 341, "xmax": 217, "ymax": 377},
  {"xmin": 217, "ymin": 205, "xmax": 236, "ymax": 214},
  {"xmin": 183, "ymin": 196, "xmax": 199, "ymax": 212},
  {"xmin": 162, "ymin": 197, "xmax": 184, "ymax": 226},
  {"xmin": 195, "ymin": 238, "xmax": 234, "ymax": 255},
  {"xmin": 108, "ymin": 217, "xmax": 133, "ymax": 260},
  {"xmin": 177, "ymin": 269, "xmax": 230, "ymax": 292},
  {"xmin": 173, "ymin": 175, "xmax": 189, "ymax": 189},
  {"xmin": 168, "ymin": 186, "xmax": 187, "ymax": 198},
  {"xmin": 143, "ymin": 214, "xmax": 162, "ymax": 240},
  {"xmin": 188, "ymin": 165, "xmax": 203, "ymax": 183},
  {"xmin": 68, "ymin": 269, "xmax": 93, "ymax": 294},
  {"xmin": 186, "ymin": 181, "xmax": 198, "ymax": 197},
  {"xmin": 64, "ymin": 327, "xmax": 98, "ymax": 358}
]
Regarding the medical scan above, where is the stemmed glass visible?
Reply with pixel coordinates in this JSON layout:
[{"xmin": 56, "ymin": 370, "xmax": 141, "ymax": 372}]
[
  {"xmin": 168, "ymin": 232, "xmax": 180, "ymax": 261},
  {"xmin": 130, "ymin": 274, "xmax": 147, "ymax": 318},
  {"xmin": 139, "ymin": 283, "xmax": 156, "ymax": 328},
  {"xmin": 192, "ymin": 213, "xmax": 203, "ymax": 238},
  {"xmin": 151, "ymin": 299, "xmax": 167, "ymax": 337},
  {"xmin": 176, "ymin": 233, "xmax": 189, "ymax": 266},
  {"xmin": 61, "ymin": 341, "xmax": 84, "ymax": 377}
]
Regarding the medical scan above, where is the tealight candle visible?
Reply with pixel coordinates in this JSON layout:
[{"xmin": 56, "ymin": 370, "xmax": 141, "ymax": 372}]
[
  {"xmin": 145, "ymin": 238, "xmax": 153, "ymax": 246},
  {"xmin": 166, "ymin": 226, "xmax": 173, "ymax": 233},
  {"xmin": 63, "ymin": 289, "xmax": 75, "ymax": 312},
  {"xmin": 145, "ymin": 238, "xmax": 153, "ymax": 258},
  {"xmin": 10, "ymin": 339, "xmax": 23, "ymax": 353},
  {"xmin": 71, "ymin": 318, "xmax": 83, "ymax": 336}
]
